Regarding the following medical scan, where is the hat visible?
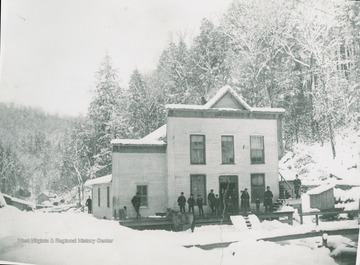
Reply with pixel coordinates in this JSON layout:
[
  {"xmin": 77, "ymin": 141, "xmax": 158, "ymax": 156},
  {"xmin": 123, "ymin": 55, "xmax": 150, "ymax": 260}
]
[
  {"xmin": 266, "ymin": 186, "xmax": 270, "ymax": 189},
  {"xmin": 244, "ymin": 188, "xmax": 248, "ymax": 191},
  {"xmin": 181, "ymin": 192, "xmax": 184, "ymax": 194}
]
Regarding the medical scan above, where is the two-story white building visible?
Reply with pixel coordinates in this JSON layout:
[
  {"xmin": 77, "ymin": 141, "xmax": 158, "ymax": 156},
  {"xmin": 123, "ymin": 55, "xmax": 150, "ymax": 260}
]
[{"xmin": 88, "ymin": 86, "xmax": 285, "ymax": 219}]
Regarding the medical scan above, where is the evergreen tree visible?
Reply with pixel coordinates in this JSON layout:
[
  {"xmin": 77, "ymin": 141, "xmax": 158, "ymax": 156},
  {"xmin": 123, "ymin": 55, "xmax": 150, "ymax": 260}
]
[
  {"xmin": 127, "ymin": 69, "xmax": 164, "ymax": 138},
  {"xmin": 88, "ymin": 54, "xmax": 125, "ymax": 177},
  {"xmin": 190, "ymin": 19, "xmax": 232, "ymax": 99}
]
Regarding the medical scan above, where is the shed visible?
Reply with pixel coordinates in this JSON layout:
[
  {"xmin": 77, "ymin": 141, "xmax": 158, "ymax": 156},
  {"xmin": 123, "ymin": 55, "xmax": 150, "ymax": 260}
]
[
  {"xmin": 307, "ymin": 184, "xmax": 335, "ymax": 210},
  {"xmin": 37, "ymin": 191, "xmax": 57, "ymax": 204},
  {"xmin": 3, "ymin": 194, "xmax": 35, "ymax": 211},
  {"xmin": 84, "ymin": 174, "xmax": 113, "ymax": 219}
]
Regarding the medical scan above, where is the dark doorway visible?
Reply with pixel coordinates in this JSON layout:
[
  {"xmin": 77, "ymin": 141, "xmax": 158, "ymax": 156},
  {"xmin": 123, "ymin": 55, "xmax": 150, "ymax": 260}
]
[{"xmin": 219, "ymin": 175, "xmax": 239, "ymax": 215}]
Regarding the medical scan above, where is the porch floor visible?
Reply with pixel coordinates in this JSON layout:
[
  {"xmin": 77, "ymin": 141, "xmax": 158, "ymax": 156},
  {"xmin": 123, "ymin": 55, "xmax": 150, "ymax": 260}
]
[{"xmin": 119, "ymin": 210, "xmax": 294, "ymax": 230}]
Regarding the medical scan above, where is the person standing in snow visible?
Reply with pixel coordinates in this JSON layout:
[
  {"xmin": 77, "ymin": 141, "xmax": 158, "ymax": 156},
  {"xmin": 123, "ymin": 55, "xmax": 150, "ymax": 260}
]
[
  {"xmin": 177, "ymin": 192, "xmax": 186, "ymax": 213},
  {"xmin": 187, "ymin": 194, "xmax": 195, "ymax": 214},
  {"xmin": 240, "ymin": 188, "xmax": 250, "ymax": 214},
  {"xmin": 131, "ymin": 192, "xmax": 141, "ymax": 218},
  {"xmin": 207, "ymin": 189, "xmax": 216, "ymax": 215},
  {"xmin": 263, "ymin": 186, "xmax": 273, "ymax": 212},
  {"xmin": 196, "ymin": 194, "xmax": 204, "ymax": 218},
  {"xmin": 85, "ymin": 196, "xmax": 92, "ymax": 214},
  {"xmin": 294, "ymin": 174, "xmax": 302, "ymax": 199}
]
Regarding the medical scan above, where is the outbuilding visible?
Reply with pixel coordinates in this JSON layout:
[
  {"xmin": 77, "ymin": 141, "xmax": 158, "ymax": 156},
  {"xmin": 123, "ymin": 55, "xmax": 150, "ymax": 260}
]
[
  {"xmin": 308, "ymin": 184, "xmax": 335, "ymax": 211},
  {"xmin": 84, "ymin": 174, "xmax": 112, "ymax": 219}
]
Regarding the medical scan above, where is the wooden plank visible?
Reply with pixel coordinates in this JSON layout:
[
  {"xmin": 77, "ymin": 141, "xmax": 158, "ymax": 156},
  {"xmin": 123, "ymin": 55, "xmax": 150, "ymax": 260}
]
[
  {"xmin": 184, "ymin": 228, "xmax": 359, "ymax": 250},
  {"xmin": 301, "ymin": 210, "xmax": 359, "ymax": 216},
  {"xmin": 258, "ymin": 228, "xmax": 359, "ymax": 242}
]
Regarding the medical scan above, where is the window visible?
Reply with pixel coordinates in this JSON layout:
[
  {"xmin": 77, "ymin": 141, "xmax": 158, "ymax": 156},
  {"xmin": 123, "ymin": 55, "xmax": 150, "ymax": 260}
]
[
  {"xmin": 222, "ymin": 136, "xmax": 234, "ymax": 164},
  {"xmin": 251, "ymin": 173, "xmax": 265, "ymax": 203},
  {"xmin": 190, "ymin": 175, "xmax": 206, "ymax": 204},
  {"xmin": 250, "ymin": 136, "xmax": 265, "ymax": 164},
  {"xmin": 98, "ymin": 188, "xmax": 100, "ymax": 207},
  {"xmin": 107, "ymin": 186, "xmax": 110, "ymax": 208},
  {"xmin": 190, "ymin": 135, "xmax": 206, "ymax": 164},
  {"xmin": 136, "ymin": 185, "xmax": 148, "ymax": 207}
]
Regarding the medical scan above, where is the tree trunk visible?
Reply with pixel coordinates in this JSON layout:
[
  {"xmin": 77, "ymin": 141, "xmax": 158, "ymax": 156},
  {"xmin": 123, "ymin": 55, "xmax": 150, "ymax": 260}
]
[{"xmin": 328, "ymin": 115, "xmax": 336, "ymax": 159}]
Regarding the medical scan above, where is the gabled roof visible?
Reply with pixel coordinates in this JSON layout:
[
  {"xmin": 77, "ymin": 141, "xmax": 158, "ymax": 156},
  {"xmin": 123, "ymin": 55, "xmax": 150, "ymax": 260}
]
[
  {"xmin": 166, "ymin": 85, "xmax": 285, "ymax": 113},
  {"xmin": 204, "ymin": 85, "xmax": 252, "ymax": 110},
  {"xmin": 84, "ymin": 174, "xmax": 112, "ymax": 186}
]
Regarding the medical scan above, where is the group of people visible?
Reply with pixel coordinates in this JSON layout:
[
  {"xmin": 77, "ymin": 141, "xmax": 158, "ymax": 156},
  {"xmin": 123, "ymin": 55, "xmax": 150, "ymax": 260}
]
[
  {"xmin": 177, "ymin": 186, "xmax": 278, "ymax": 217},
  {"xmin": 177, "ymin": 190, "xmax": 223, "ymax": 217},
  {"xmin": 125, "ymin": 174, "xmax": 303, "ymax": 219}
]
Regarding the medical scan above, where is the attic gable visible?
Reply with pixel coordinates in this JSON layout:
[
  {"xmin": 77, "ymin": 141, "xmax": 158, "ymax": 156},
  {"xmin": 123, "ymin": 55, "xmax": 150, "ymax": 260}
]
[{"xmin": 204, "ymin": 85, "xmax": 251, "ymax": 110}]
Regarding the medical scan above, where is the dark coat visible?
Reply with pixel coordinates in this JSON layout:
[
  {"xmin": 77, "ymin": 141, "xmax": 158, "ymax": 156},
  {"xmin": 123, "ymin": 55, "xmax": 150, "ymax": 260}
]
[
  {"xmin": 86, "ymin": 198, "xmax": 92, "ymax": 208},
  {"xmin": 214, "ymin": 197, "xmax": 220, "ymax": 207},
  {"xmin": 240, "ymin": 191, "xmax": 250, "ymax": 208},
  {"xmin": 187, "ymin": 197, "xmax": 195, "ymax": 207},
  {"xmin": 208, "ymin": 192, "xmax": 215, "ymax": 205},
  {"xmin": 177, "ymin": 195, "xmax": 186, "ymax": 206},
  {"xmin": 294, "ymin": 178, "xmax": 302, "ymax": 189},
  {"xmin": 263, "ymin": 190, "xmax": 273, "ymax": 206},
  {"xmin": 131, "ymin": 195, "xmax": 141, "ymax": 208},
  {"xmin": 196, "ymin": 197, "xmax": 203, "ymax": 207}
]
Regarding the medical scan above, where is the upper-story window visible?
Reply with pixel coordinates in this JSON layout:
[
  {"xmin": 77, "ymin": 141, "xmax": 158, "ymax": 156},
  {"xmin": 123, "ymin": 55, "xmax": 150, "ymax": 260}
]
[
  {"xmin": 190, "ymin": 135, "xmax": 206, "ymax": 164},
  {"xmin": 221, "ymin": 135, "xmax": 234, "ymax": 164},
  {"xmin": 250, "ymin": 135, "xmax": 265, "ymax": 164}
]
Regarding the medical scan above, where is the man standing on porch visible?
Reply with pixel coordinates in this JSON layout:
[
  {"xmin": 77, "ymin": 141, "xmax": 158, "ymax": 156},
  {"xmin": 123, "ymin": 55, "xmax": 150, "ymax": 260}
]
[
  {"xmin": 187, "ymin": 194, "xmax": 195, "ymax": 214},
  {"xmin": 196, "ymin": 194, "xmax": 204, "ymax": 218},
  {"xmin": 241, "ymin": 188, "xmax": 250, "ymax": 214},
  {"xmin": 207, "ymin": 189, "xmax": 216, "ymax": 215},
  {"xmin": 294, "ymin": 174, "xmax": 302, "ymax": 199},
  {"xmin": 177, "ymin": 192, "xmax": 186, "ymax": 213},
  {"xmin": 264, "ymin": 186, "xmax": 274, "ymax": 212},
  {"xmin": 131, "ymin": 192, "xmax": 141, "ymax": 219}
]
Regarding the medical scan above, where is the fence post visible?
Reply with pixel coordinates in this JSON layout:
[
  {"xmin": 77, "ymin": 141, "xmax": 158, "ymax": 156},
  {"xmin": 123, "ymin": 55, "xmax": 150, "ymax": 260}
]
[
  {"xmin": 315, "ymin": 214, "xmax": 319, "ymax": 226},
  {"xmin": 300, "ymin": 204, "xmax": 303, "ymax": 225}
]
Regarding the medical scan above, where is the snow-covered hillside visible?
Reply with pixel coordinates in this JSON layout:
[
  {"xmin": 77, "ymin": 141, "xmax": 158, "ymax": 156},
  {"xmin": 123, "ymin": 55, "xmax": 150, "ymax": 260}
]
[{"xmin": 280, "ymin": 129, "xmax": 360, "ymax": 186}]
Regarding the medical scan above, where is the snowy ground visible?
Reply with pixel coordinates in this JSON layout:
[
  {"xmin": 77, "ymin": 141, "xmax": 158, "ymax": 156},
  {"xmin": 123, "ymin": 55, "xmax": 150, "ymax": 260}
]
[
  {"xmin": 0, "ymin": 204, "xmax": 358, "ymax": 265},
  {"xmin": 1, "ymin": 131, "xmax": 359, "ymax": 265}
]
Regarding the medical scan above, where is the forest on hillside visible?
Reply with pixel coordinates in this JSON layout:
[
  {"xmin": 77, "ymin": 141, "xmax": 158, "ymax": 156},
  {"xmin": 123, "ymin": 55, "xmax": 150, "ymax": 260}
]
[{"xmin": 1, "ymin": 0, "xmax": 359, "ymax": 200}]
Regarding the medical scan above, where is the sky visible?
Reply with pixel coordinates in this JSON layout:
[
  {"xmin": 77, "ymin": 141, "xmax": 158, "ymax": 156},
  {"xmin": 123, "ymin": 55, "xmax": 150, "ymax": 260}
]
[{"xmin": 0, "ymin": 0, "xmax": 233, "ymax": 117}]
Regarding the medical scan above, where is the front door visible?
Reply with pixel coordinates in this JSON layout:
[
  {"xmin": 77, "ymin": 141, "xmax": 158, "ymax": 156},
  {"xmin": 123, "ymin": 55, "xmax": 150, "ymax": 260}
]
[{"xmin": 219, "ymin": 175, "xmax": 239, "ymax": 214}]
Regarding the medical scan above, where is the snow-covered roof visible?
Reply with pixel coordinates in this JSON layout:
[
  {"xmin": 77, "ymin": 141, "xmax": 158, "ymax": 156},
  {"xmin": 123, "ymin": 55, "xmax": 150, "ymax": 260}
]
[
  {"xmin": 140, "ymin": 124, "xmax": 166, "ymax": 142},
  {"xmin": 307, "ymin": 184, "xmax": 335, "ymax": 195},
  {"xmin": 165, "ymin": 85, "xmax": 285, "ymax": 113},
  {"xmin": 204, "ymin": 85, "xmax": 252, "ymax": 110},
  {"xmin": 84, "ymin": 174, "xmax": 112, "ymax": 186},
  {"xmin": 111, "ymin": 125, "xmax": 166, "ymax": 145},
  {"xmin": 37, "ymin": 190, "xmax": 57, "ymax": 198},
  {"xmin": 2, "ymin": 194, "xmax": 35, "ymax": 206}
]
